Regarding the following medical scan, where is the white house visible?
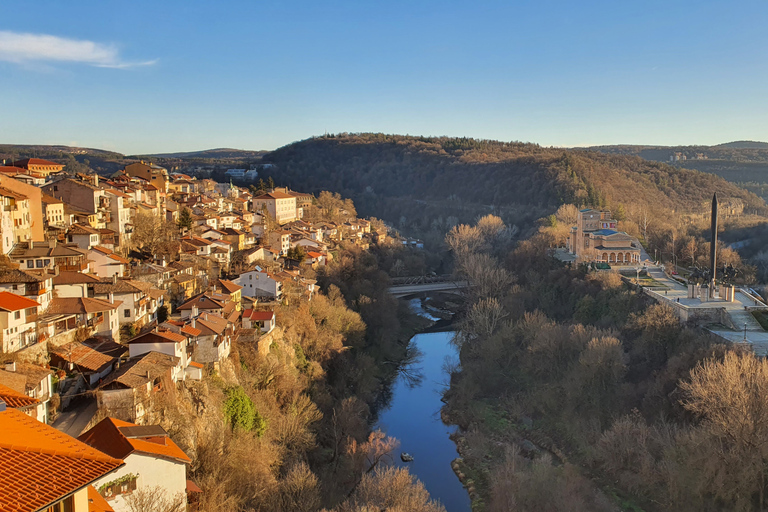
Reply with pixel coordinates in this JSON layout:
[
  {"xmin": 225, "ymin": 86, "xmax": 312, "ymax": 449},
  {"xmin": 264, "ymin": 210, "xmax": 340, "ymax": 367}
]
[
  {"xmin": 0, "ymin": 291, "xmax": 41, "ymax": 353},
  {"xmin": 234, "ymin": 269, "xmax": 282, "ymax": 299},
  {"xmin": 127, "ymin": 330, "xmax": 190, "ymax": 382},
  {"xmin": 79, "ymin": 417, "xmax": 191, "ymax": 512},
  {"xmin": 253, "ymin": 191, "xmax": 297, "ymax": 224},
  {"xmin": 241, "ymin": 309, "xmax": 275, "ymax": 333},
  {"xmin": 89, "ymin": 246, "xmax": 130, "ymax": 278}
]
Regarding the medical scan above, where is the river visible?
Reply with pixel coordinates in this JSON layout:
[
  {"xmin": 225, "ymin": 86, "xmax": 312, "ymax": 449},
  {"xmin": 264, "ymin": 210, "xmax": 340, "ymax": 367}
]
[{"xmin": 375, "ymin": 302, "xmax": 471, "ymax": 511}]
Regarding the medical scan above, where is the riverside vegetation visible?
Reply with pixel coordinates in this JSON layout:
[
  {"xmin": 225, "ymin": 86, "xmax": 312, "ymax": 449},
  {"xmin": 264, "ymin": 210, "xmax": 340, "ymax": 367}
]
[
  {"xmin": 127, "ymin": 199, "xmax": 445, "ymax": 511},
  {"xmin": 444, "ymin": 214, "xmax": 768, "ymax": 512}
]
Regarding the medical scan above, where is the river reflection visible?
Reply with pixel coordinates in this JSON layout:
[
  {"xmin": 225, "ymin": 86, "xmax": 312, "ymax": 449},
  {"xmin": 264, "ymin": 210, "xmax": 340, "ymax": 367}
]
[{"xmin": 375, "ymin": 330, "xmax": 471, "ymax": 512}]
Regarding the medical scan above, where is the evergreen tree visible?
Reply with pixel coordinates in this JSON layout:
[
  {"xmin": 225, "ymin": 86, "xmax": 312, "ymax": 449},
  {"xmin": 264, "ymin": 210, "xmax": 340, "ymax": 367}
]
[{"xmin": 177, "ymin": 207, "xmax": 193, "ymax": 232}]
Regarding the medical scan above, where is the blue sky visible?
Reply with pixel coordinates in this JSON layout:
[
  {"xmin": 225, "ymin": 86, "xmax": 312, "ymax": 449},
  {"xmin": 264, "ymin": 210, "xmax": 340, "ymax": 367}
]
[{"xmin": 1, "ymin": 0, "xmax": 767, "ymax": 154}]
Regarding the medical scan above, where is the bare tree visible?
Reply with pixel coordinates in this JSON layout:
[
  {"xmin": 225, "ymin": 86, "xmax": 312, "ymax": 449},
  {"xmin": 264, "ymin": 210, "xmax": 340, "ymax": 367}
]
[
  {"xmin": 681, "ymin": 351, "xmax": 768, "ymax": 510},
  {"xmin": 123, "ymin": 486, "xmax": 185, "ymax": 512}
]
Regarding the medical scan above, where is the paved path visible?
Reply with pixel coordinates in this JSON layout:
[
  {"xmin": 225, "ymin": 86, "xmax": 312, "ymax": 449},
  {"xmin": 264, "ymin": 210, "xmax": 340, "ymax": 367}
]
[
  {"xmin": 640, "ymin": 263, "xmax": 768, "ymax": 355},
  {"xmin": 52, "ymin": 398, "xmax": 97, "ymax": 437}
]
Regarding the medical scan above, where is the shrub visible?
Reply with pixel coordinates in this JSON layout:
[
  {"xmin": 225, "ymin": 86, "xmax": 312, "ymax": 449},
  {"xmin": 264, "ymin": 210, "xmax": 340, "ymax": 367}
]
[{"xmin": 224, "ymin": 386, "xmax": 267, "ymax": 436}]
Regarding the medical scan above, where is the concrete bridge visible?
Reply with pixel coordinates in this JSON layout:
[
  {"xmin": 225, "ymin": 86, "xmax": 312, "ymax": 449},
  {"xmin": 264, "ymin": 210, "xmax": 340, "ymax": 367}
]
[{"xmin": 388, "ymin": 275, "xmax": 468, "ymax": 297}]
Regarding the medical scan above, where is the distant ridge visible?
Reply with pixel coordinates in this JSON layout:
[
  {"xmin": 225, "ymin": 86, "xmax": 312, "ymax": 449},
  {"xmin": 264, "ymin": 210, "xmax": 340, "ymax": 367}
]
[
  {"xmin": 136, "ymin": 148, "xmax": 267, "ymax": 159},
  {"xmin": 713, "ymin": 141, "xmax": 768, "ymax": 149}
]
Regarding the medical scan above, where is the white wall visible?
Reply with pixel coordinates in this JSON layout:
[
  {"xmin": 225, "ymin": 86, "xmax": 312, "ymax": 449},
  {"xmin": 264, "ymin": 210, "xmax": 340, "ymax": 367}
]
[{"xmin": 91, "ymin": 452, "xmax": 187, "ymax": 512}]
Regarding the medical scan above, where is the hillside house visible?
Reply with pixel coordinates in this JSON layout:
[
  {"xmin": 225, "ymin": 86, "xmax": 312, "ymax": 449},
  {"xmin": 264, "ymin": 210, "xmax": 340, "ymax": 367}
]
[
  {"xmin": 79, "ymin": 418, "xmax": 191, "ymax": 512},
  {"xmin": 0, "ymin": 361, "xmax": 54, "ymax": 424},
  {"xmin": 97, "ymin": 351, "xmax": 180, "ymax": 423},
  {"xmin": 0, "ymin": 291, "xmax": 41, "ymax": 353}
]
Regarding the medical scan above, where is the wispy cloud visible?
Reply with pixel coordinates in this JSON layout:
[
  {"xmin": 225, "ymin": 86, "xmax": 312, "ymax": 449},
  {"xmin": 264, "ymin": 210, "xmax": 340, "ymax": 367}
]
[{"xmin": 0, "ymin": 31, "xmax": 157, "ymax": 69}]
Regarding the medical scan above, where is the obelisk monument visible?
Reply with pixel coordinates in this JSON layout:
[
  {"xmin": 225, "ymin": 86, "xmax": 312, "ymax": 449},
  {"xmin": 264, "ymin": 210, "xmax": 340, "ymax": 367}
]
[{"xmin": 709, "ymin": 192, "xmax": 718, "ymax": 298}]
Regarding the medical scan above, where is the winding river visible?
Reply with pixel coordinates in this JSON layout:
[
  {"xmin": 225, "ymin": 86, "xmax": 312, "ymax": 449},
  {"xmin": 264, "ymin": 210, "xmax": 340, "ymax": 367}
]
[{"xmin": 375, "ymin": 302, "xmax": 471, "ymax": 511}]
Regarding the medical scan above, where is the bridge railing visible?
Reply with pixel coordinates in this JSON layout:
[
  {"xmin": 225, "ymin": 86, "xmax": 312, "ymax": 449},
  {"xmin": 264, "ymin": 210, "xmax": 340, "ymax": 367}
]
[{"xmin": 389, "ymin": 274, "xmax": 455, "ymax": 286}]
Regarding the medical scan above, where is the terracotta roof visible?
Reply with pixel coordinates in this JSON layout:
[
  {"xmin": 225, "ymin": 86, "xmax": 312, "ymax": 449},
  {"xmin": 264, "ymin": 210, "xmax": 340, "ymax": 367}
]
[
  {"xmin": 79, "ymin": 417, "xmax": 191, "ymax": 464},
  {"xmin": 93, "ymin": 279, "xmax": 148, "ymax": 295},
  {"xmin": 148, "ymin": 288, "xmax": 166, "ymax": 300},
  {"xmin": 0, "ymin": 364, "xmax": 52, "ymax": 393},
  {"xmin": 254, "ymin": 191, "xmax": 294, "ymax": 200},
  {"xmin": 244, "ymin": 309, "xmax": 275, "ymax": 321},
  {"xmin": 53, "ymin": 271, "xmax": 102, "ymax": 285},
  {"xmin": 0, "ymin": 291, "xmax": 39, "ymax": 312},
  {"xmin": 180, "ymin": 324, "xmax": 202, "ymax": 337},
  {"xmin": 0, "ymin": 408, "xmax": 123, "ymax": 512},
  {"xmin": 99, "ymin": 351, "xmax": 179, "ymax": 390},
  {"xmin": 188, "ymin": 361, "xmax": 204, "ymax": 369},
  {"xmin": 40, "ymin": 193, "xmax": 63, "ymax": 205},
  {"xmin": 82, "ymin": 337, "xmax": 128, "ymax": 360},
  {"xmin": 177, "ymin": 293, "xmax": 227, "ymax": 311},
  {"xmin": 51, "ymin": 342, "xmax": 115, "ymax": 373},
  {"xmin": 10, "ymin": 158, "xmax": 62, "ymax": 168},
  {"xmin": 195, "ymin": 313, "xmax": 228, "ymax": 335},
  {"xmin": 0, "ymin": 382, "xmax": 39, "ymax": 409},
  {"xmin": 87, "ymin": 485, "xmax": 114, "ymax": 512},
  {"xmin": 49, "ymin": 297, "xmax": 120, "ymax": 314},
  {"xmin": 91, "ymin": 246, "xmax": 130, "ymax": 265},
  {"xmin": 217, "ymin": 279, "xmax": 242, "ymax": 294},
  {"xmin": 68, "ymin": 223, "xmax": 100, "ymax": 235},
  {"xmin": 128, "ymin": 330, "xmax": 186, "ymax": 345}
]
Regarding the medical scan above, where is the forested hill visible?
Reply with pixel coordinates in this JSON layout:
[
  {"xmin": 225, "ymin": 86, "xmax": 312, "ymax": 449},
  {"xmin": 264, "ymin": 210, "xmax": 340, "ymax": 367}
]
[{"xmin": 261, "ymin": 134, "xmax": 766, "ymax": 243}]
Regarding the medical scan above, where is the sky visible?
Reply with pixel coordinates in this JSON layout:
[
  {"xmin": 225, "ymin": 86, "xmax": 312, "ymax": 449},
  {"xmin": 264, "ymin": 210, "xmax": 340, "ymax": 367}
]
[{"xmin": 1, "ymin": 0, "xmax": 767, "ymax": 154}]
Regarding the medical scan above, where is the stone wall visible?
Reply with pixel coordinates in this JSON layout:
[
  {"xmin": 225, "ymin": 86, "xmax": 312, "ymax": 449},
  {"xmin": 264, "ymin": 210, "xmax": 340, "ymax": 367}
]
[{"xmin": 642, "ymin": 288, "xmax": 736, "ymax": 329}]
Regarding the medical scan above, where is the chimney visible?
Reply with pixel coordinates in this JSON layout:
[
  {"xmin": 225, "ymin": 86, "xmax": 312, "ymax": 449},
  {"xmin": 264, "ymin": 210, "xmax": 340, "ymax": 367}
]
[
  {"xmin": 109, "ymin": 292, "xmax": 114, "ymax": 304},
  {"xmin": 192, "ymin": 305, "xmax": 198, "ymax": 318},
  {"xmin": 5, "ymin": 361, "xmax": 16, "ymax": 372},
  {"xmin": 146, "ymin": 371, "xmax": 151, "ymax": 379},
  {"xmin": 192, "ymin": 317, "xmax": 196, "ymax": 328},
  {"xmin": 48, "ymin": 238, "xmax": 57, "ymax": 249},
  {"xmin": 112, "ymin": 274, "xmax": 117, "ymax": 285}
]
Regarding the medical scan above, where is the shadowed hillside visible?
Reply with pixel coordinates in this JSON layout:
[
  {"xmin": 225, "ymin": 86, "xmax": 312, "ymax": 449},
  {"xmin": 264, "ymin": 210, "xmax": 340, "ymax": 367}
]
[{"xmin": 261, "ymin": 134, "xmax": 767, "ymax": 244}]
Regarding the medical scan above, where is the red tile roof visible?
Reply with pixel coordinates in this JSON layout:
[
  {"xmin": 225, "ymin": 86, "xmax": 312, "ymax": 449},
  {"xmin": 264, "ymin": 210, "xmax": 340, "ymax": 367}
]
[
  {"xmin": 0, "ymin": 291, "xmax": 39, "ymax": 312},
  {"xmin": 243, "ymin": 309, "xmax": 274, "ymax": 321},
  {"xmin": 180, "ymin": 324, "xmax": 202, "ymax": 337},
  {"xmin": 79, "ymin": 417, "xmax": 191, "ymax": 464},
  {"xmin": 0, "ymin": 383, "xmax": 39, "ymax": 409},
  {"xmin": 88, "ymin": 485, "xmax": 114, "ymax": 512},
  {"xmin": 217, "ymin": 279, "xmax": 242, "ymax": 293},
  {"xmin": 186, "ymin": 479, "xmax": 203, "ymax": 493},
  {"xmin": 128, "ymin": 330, "xmax": 186, "ymax": 344},
  {"xmin": 188, "ymin": 361, "xmax": 204, "ymax": 369},
  {"xmin": 49, "ymin": 297, "xmax": 121, "ymax": 314},
  {"xmin": 50, "ymin": 342, "xmax": 116, "ymax": 373},
  {"xmin": 0, "ymin": 408, "xmax": 123, "ymax": 512}
]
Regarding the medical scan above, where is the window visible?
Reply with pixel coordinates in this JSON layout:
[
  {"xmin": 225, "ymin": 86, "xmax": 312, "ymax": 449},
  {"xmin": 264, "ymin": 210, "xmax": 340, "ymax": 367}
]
[
  {"xmin": 36, "ymin": 260, "xmax": 43, "ymax": 268},
  {"xmin": 12, "ymin": 285, "xmax": 17, "ymax": 290},
  {"xmin": 124, "ymin": 309, "xmax": 131, "ymax": 318},
  {"xmin": 26, "ymin": 261, "xmax": 33, "ymax": 269},
  {"xmin": 14, "ymin": 311, "xmax": 20, "ymax": 320}
]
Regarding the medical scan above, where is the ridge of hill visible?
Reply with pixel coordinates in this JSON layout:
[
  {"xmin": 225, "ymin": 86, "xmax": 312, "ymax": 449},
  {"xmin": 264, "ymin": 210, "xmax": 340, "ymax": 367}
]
[
  {"xmin": 134, "ymin": 148, "xmax": 267, "ymax": 159},
  {"xmin": 714, "ymin": 140, "xmax": 768, "ymax": 149},
  {"xmin": 260, "ymin": 134, "xmax": 767, "ymax": 244}
]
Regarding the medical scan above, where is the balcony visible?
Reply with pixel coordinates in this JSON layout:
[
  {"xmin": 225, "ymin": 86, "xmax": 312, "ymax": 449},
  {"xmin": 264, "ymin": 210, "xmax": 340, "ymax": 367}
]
[
  {"xmin": 58, "ymin": 262, "xmax": 89, "ymax": 272},
  {"xmin": 87, "ymin": 315, "xmax": 104, "ymax": 328}
]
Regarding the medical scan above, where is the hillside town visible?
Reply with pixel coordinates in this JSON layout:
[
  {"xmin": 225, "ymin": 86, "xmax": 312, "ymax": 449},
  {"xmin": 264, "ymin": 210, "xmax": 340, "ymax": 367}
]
[{"xmin": 0, "ymin": 157, "xmax": 389, "ymax": 512}]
